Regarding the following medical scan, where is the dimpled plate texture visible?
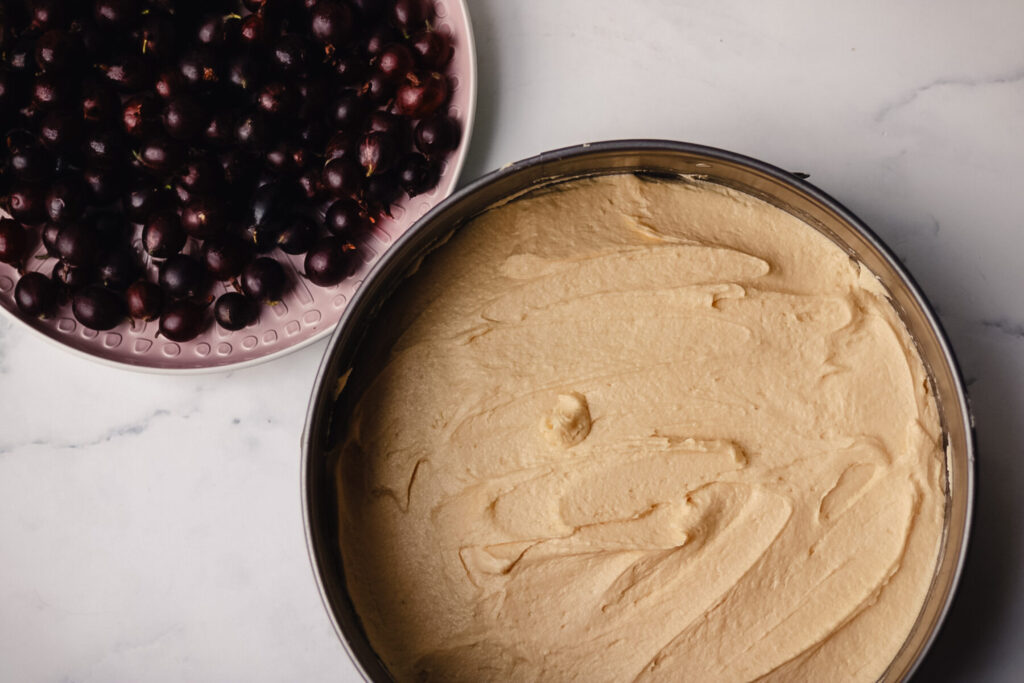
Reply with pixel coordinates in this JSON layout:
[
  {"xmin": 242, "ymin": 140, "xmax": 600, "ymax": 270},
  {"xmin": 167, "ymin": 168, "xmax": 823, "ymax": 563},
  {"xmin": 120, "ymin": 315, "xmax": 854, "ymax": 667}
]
[{"xmin": 0, "ymin": 0, "xmax": 476, "ymax": 373}]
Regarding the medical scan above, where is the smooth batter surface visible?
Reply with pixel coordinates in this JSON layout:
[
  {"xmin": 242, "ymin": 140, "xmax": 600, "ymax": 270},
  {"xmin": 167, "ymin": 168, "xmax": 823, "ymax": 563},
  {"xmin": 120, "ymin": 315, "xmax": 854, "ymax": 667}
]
[{"xmin": 334, "ymin": 174, "xmax": 946, "ymax": 682}]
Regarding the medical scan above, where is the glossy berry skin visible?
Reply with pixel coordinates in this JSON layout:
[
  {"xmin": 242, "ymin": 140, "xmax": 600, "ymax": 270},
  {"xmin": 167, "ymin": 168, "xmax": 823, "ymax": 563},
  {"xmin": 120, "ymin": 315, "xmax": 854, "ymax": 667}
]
[
  {"xmin": 365, "ymin": 172, "xmax": 403, "ymax": 208},
  {"xmin": 72, "ymin": 285, "xmax": 125, "ymax": 331},
  {"xmin": 159, "ymin": 254, "xmax": 208, "ymax": 300},
  {"xmin": 264, "ymin": 142, "xmax": 302, "ymax": 176},
  {"xmin": 204, "ymin": 111, "xmax": 237, "ymax": 148},
  {"xmin": 330, "ymin": 53, "xmax": 366, "ymax": 84},
  {"xmin": 159, "ymin": 300, "xmax": 207, "ymax": 341},
  {"xmin": 81, "ymin": 81, "xmax": 121, "ymax": 124},
  {"xmin": 0, "ymin": 0, "xmax": 463, "ymax": 340},
  {"xmin": 15, "ymin": 272, "xmax": 57, "ymax": 317},
  {"xmin": 377, "ymin": 43, "xmax": 415, "ymax": 83},
  {"xmin": 154, "ymin": 69, "xmax": 188, "ymax": 100},
  {"xmin": 29, "ymin": 0, "xmax": 68, "ymax": 32},
  {"xmin": 325, "ymin": 198, "xmax": 370, "ymax": 237},
  {"xmin": 178, "ymin": 47, "xmax": 220, "ymax": 87},
  {"xmin": 125, "ymin": 280, "xmax": 162, "ymax": 320},
  {"xmin": 181, "ymin": 197, "xmax": 227, "ymax": 238},
  {"xmin": 271, "ymin": 35, "xmax": 308, "ymax": 75},
  {"xmin": 121, "ymin": 94, "xmax": 159, "ymax": 138},
  {"xmin": 415, "ymin": 115, "xmax": 461, "ymax": 157},
  {"xmin": 177, "ymin": 156, "xmax": 223, "ymax": 195},
  {"xmin": 38, "ymin": 110, "xmax": 83, "ymax": 153},
  {"xmin": 304, "ymin": 237, "xmax": 355, "ymax": 286},
  {"xmin": 366, "ymin": 111, "xmax": 405, "ymax": 137},
  {"xmin": 202, "ymin": 238, "xmax": 249, "ymax": 280},
  {"xmin": 83, "ymin": 167, "xmax": 123, "ymax": 205},
  {"xmin": 218, "ymin": 149, "xmax": 258, "ymax": 190},
  {"xmin": 362, "ymin": 72, "xmax": 395, "ymax": 104},
  {"xmin": 310, "ymin": 1, "xmax": 353, "ymax": 46},
  {"xmin": 328, "ymin": 89, "xmax": 366, "ymax": 130},
  {"xmin": 41, "ymin": 222, "xmax": 62, "ymax": 257},
  {"xmin": 321, "ymin": 158, "xmax": 361, "ymax": 198},
  {"xmin": 358, "ymin": 131, "xmax": 398, "ymax": 176},
  {"xmin": 364, "ymin": 26, "xmax": 397, "ymax": 57},
  {"xmin": 240, "ymin": 15, "xmax": 268, "ymax": 46},
  {"xmin": 274, "ymin": 215, "xmax": 317, "ymax": 255},
  {"xmin": 142, "ymin": 212, "xmax": 186, "ymax": 258},
  {"xmin": 101, "ymin": 55, "xmax": 152, "ymax": 91},
  {"xmin": 31, "ymin": 73, "xmax": 69, "ymax": 110},
  {"xmin": 97, "ymin": 249, "xmax": 140, "ymax": 290},
  {"xmin": 297, "ymin": 168, "xmax": 324, "ymax": 201},
  {"xmin": 323, "ymin": 131, "xmax": 355, "ymax": 162},
  {"xmin": 0, "ymin": 219, "xmax": 27, "ymax": 264},
  {"xmin": 214, "ymin": 292, "xmax": 258, "ymax": 330},
  {"xmin": 5, "ymin": 184, "xmax": 46, "ymax": 224},
  {"xmin": 235, "ymin": 112, "xmax": 269, "ymax": 149},
  {"xmin": 398, "ymin": 153, "xmax": 440, "ymax": 197},
  {"xmin": 410, "ymin": 30, "xmax": 453, "ymax": 70},
  {"xmin": 8, "ymin": 142, "xmax": 53, "ymax": 182},
  {"xmin": 94, "ymin": 0, "xmax": 141, "ymax": 30},
  {"xmin": 84, "ymin": 129, "xmax": 126, "ymax": 169},
  {"xmin": 257, "ymin": 82, "xmax": 296, "ymax": 118},
  {"xmin": 196, "ymin": 14, "xmax": 232, "ymax": 47},
  {"xmin": 225, "ymin": 53, "xmax": 266, "ymax": 96},
  {"xmin": 123, "ymin": 183, "xmax": 173, "ymax": 223},
  {"xmin": 395, "ymin": 72, "xmax": 448, "ymax": 118},
  {"xmin": 52, "ymin": 259, "xmax": 94, "ymax": 291},
  {"xmin": 55, "ymin": 223, "xmax": 99, "ymax": 267},
  {"xmin": 34, "ymin": 29, "xmax": 84, "ymax": 73},
  {"xmin": 250, "ymin": 181, "xmax": 296, "ymax": 226},
  {"xmin": 241, "ymin": 256, "xmax": 287, "ymax": 302},
  {"xmin": 172, "ymin": 182, "xmax": 194, "ymax": 205},
  {"xmin": 162, "ymin": 96, "xmax": 205, "ymax": 140},
  {"xmin": 391, "ymin": 0, "xmax": 434, "ymax": 31},
  {"xmin": 45, "ymin": 176, "xmax": 87, "ymax": 224},
  {"xmin": 5, "ymin": 39, "xmax": 35, "ymax": 75},
  {"xmin": 244, "ymin": 222, "xmax": 281, "ymax": 253},
  {"xmin": 139, "ymin": 137, "xmax": 184, "ymax": 175}
]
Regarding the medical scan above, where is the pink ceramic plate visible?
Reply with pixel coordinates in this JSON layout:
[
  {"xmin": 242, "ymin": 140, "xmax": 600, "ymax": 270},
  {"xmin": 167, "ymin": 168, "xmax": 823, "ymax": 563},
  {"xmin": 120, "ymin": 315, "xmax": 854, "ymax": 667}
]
[{"xmin": 0, "ymin": 0, "xmax": 476, "ymax": 373}]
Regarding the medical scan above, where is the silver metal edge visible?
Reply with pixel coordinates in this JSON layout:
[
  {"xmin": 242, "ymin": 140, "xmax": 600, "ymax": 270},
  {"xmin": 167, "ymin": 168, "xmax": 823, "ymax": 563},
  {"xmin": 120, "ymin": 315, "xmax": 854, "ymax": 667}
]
[{"xmin": 301, "ymin": 3, "xmax": 479, "ymax": 679}]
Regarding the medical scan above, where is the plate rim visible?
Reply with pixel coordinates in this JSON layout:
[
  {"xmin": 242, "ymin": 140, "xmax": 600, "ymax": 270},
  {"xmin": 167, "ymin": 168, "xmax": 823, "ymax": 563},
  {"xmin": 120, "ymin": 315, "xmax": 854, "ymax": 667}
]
[{"xmin": 0, "ymin": 0, "xmax": 479, "ymax": 376}]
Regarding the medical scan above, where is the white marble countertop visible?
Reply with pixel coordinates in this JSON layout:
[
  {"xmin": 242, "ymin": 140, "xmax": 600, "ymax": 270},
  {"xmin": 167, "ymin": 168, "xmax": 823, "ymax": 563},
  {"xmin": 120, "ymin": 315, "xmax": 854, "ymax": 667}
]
[{"xmin": 2, "ymin": 1, "xmax": 1021, "ymax": 680}]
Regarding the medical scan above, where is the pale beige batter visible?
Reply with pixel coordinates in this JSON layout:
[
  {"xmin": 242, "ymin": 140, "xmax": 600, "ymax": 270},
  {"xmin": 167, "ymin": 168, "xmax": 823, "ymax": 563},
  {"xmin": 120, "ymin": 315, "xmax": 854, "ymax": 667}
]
[{"xmin": 334, "ymin": 174, "xmax": 946, "ymax": 682}]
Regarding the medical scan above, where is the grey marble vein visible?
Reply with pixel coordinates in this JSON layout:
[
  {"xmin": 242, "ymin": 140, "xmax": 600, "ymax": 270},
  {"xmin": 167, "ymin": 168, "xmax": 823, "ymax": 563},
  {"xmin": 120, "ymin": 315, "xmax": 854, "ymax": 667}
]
[
  {"xmin": 1, "ymin": 3, "xmax": 1022, "ymax": 682},
  {"xmin": 0, "ymin": 408, "xmax": 175, "ymax": 455},
  {"xmin": 875, "ymin": 66, "xmax": 1024, "ymax": 123},
  {"xmin": 982, "ymin": 318, "xmax": 1024, "ymax": 339}
]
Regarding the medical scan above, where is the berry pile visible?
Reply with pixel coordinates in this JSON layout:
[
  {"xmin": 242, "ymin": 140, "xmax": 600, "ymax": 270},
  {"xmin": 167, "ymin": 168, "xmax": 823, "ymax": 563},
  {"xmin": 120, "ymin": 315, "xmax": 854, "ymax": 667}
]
[{"xmin": 0, "ymin": 0, "xmax": 461, "ymax": 342}]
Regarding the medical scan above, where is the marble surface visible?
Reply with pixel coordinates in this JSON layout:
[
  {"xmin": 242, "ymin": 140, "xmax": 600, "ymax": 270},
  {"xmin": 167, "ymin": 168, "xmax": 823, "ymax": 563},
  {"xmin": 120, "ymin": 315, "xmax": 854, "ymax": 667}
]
[{"xmin": 1, "ymin": 0, "xmax": 1021, "ymax": 680}]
